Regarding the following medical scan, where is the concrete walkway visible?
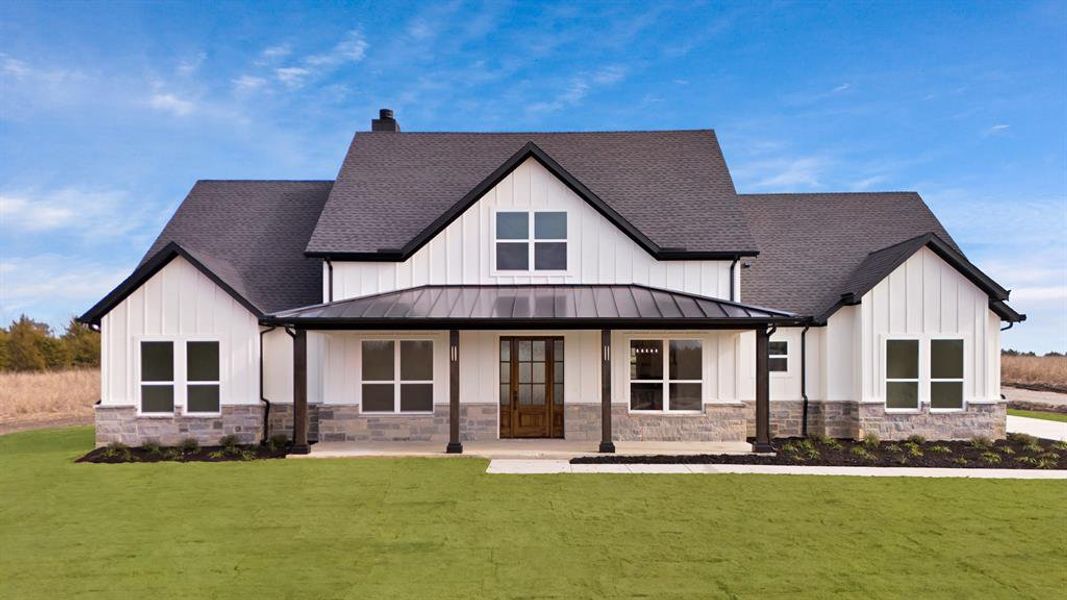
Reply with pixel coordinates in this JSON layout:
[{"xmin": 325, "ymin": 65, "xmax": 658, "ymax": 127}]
[
  {"xmin": 1007, "ymin": 415, "xmax": 1067, "ymax": 442},
  {"xmin": 486, "ymin": 459, "xmax": 1067, "ymax": 479},
  {"xmin": 294, "ymin": 439, "xmax": 752, "ymax": 459}
]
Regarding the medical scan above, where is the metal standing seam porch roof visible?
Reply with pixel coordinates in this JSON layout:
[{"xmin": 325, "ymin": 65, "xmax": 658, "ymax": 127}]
[{"xmin": 265, "ymin": 284, "xmax": 801, "ymax": 329}]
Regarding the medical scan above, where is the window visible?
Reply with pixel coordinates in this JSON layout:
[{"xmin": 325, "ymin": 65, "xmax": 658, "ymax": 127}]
[
  {"xmin": 361, "ymin": 340, "xmax": 434, "ymax": 413},
  {"xmin": 930, "ymin": 339, "xmax": 964, "ymax": 410},
  {"xmin": 495, "ymin": 211, "xmax": 567, "ymax": 271},
  {"xmin": 186, "ymin": 341, "xmax": 220, "ymax": 413},
  {"xmin": 140, "ymin": 341, "xmax": 174, "ymax": 413},
  {"xmin": 768, "ymin": 341, "xmax": 788, "ymax": 372},
  {"xmin": 885, "ymin": 339, "xmax": 919, "ymax": 410},
  {"xmin": 629, "ymin": 339, "xmax": 702, "ymax": 412}
]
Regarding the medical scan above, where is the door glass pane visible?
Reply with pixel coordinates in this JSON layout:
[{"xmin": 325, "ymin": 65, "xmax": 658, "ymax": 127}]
[
  {"xmin": 554, "ymin": 339, "xmax": 563, "ymax": 359},
  {"xmin": 532, "ymin": 385, "xmax": 545, "ymax": 405},
  {"xmin": 554, "ymin": 383, "xmax": 564, "ymax": 405},
  {"xmin": 362, "ymin": 383, "xmax": 394, "ymax": 412},
  {"xmin": 769, "ymin": 358, "xmax": 788, "ymax": 372},
  {"xmin": 630, "ymin": 382, "xmax": 663, "ymax": 410},
  {"xmin": 669, "ymin": 340, "xmax": 702, "ymax": 380},
  {"xmin": 141, "ymin": 341, "xmax": 173, "ymax": 382},
  {"xmin": 496, "ymin": 212, "xmax": 528, "ymax": 239},
  {"xmin": 886, "ymin": 382, "xmax": 918, "ymax": 409},
  {"xmin": 886, "ymin": 340, "xmax": 919, "ymax": 379},
  {"xmin": 499, "ymin": 362, "xmax": 510, "ymax": 383},
  {"xmin": 500, "ymin": 340, "xmax": 510, "ymax": 361},
  {"xmin": 400, "ymin": 383, "xmax": 433, "ymax": 412},
  {"xmin": 400, "ymin": 340, "xmax": 433, "ymax": 381},
  {"xmin": 534, "ymin": 212, "xmax": 566, "ymax": 239},
  {"xmin": 518, "ymin": 362, "xmax": 532, "ymax": 383},
  {"xmin": 534, "ymin": 242, "xmax": 567, "ymax": 270},
  {"xmin": 496, "ymin": 242, "xmax": 529, "ymax": 270},
  {"xmin": 518, "ymin": 340, "xmax": 532, "ymax": 361},
  {"xmin": 519, "ymin": 384, "xmax": 533, "ymax": 405},
  {"xmin": 630, "ymin": 340, "xmax": 663, "ymax": 380},
  {"xmin": 141, "ymin": 385, "xmax": 174, "ymax": 413},
  {"xmin": 669, "ymin": 383, "xmax": 702, "ymax": 411},
  {"xmin": 532, "ymin": 363, "xmax": 545, "ymax": 383},
  {"xmin": 187, "ymin": 384, "xmax": 220, "ymax": 413},
  {"xmin": 553, "ymin": 360, "xmax": 564, "ymax": 383},
  {"xmin": 187, "ymin": 341, "xmax": 219, "ymax": 381},
  {"xmin": 532, "ymin": 340, "xmax": 546, "ymax": 361},
  {"xmin": 500, "ymin": 384, "xmax": 510, "ymax": 406},
  {"xmin": 931, "ymin": 339, "xmax": 963, "ymax": 379},
  {"xmin": 931, "ymin": 382, "xmax": 963, "ymax": 409},
  {"xmin": 362, "ymin": 341, "xmax": 394, "ymax": 381}
]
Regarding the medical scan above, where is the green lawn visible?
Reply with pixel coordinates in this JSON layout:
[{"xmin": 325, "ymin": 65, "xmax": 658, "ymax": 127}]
[
  {"xmin": 1008, "ymin": 408, "xmax": 1067, "ymax": 423},
  {"xmin": 2, "ymin": 428, "xmax": 1065, "ymax": 599}
]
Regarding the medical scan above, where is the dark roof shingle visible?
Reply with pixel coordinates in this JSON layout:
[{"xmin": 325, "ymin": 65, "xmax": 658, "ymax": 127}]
[{"xmin": 307, "ymin": 130, "xmax": 758, "ymax": 256}]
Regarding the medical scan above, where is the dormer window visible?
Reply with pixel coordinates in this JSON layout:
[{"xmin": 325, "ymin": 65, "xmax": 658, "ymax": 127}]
[{"xmin": 495, "ymin": 211, "xmax": 567, "ymax": 271}]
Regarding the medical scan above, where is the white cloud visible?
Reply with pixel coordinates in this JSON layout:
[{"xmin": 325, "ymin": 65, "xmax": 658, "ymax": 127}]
[
  {"xmin": 177, "ymin": 52, "xmax": 206, "ymax": 76},
  {"xmin": 983, "ymin": 123, "xmax": 1010, "ymax": 136},
  {"xmin": 305, "ymin": 30, "xmax": 368, "ymax": 67},
  {"xmin": 528, "ymin": 65, "xmax": 628, "ymax": 114},
  {"xmin": 0, "ymin": 188, "xmax": 155, "ymax": 238},
  {"xmin": 275, "ymin": 66, "xmax": 310, "ymax": 88},
  {"xmin": 261, "ymin": 44, "xmax": 292, "ymax": 60},
  {"xmin": 0, "ymin": 254, "xmax": 132, "ymax": 327},
  {"xmin": 1, "ymin": 54, "xmax": 30, "ymax": 77},
  {"xmin": 149, "ymin": 92, "xmax": 195, "ymax": 116},
  {"xmin": 832, "ymin": 83, "xmax": 851, "ymax": 93},
  {"xmin": 591, "ymin": 65, "xmax": 627, "ymax": 85},
  {"xmin": 233, "ymin": 74, "xmax": 267, "ymax": 92},
  {"xmin": 731, "ymin": 156, "xmax": 830, "ymax": 190}
]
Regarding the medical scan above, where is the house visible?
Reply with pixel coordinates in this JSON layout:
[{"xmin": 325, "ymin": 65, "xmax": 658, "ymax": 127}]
[{"xmin": 80, "ymin": 109, "xmax": 1025, "ymax": 453}]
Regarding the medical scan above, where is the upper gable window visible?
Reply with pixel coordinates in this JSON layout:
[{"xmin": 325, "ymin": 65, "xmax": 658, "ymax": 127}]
[{"xmin": 495, "ymin": 211, "xmax": 567, "ymax": 272}]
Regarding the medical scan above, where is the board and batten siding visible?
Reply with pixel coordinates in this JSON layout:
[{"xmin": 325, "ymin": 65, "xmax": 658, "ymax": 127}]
[
  {"xmin": 329, "ymin": 157, "xmax": 735, "ymax": 301},
  {"xmin": 858, "ymin": 246, "xmax": 1001, "ymax": 404},
  {"xmin": 100, "ymin": 256, "xmax": 260, "ymax": 407}
]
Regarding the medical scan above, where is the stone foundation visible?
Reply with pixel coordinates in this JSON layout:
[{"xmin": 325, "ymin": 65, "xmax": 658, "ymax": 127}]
[
  {"xmin": 562, "ymin": 403, "xmax": 750, "ymax": 442},
  {"xmin": 265, "ymin": 403, "xmax": 320, "ymax": 442},
  {"xmin": 743, "ymin": 400, "xmax": 860, "ymax": 439},
  {"xmin": 314, "ymin": 404, "xmax": 498, "ymax": 442},
  {"xmin": 858, "ymin": 402, "xmax": 1006, "ymax": 441},
  {"xmin": 94, "ymin": 405, "xmax": 264, "ymax": 447}
]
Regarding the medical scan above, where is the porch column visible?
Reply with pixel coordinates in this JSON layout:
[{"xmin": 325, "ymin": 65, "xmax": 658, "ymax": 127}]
[
  {"xmin": 753, "ymin": 326, "xmax": 774, "ymax": 453},
  {"xmin": 599, "ymin": 329, "xmax": 615, "ymax": 453},
  {"xmin": 446, "ymin": 329, "xmax": 463, "ymax": 454},
  {"xmin": 292, "ymin": 328, "xmax": 310, "ymax": 455}
]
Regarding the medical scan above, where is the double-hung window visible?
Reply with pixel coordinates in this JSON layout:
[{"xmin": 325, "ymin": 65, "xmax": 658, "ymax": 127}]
[
  {"xmin": 885, "ymin": 339, "xmax": 920, "ymax": 410},
  {"xmin": 629, "ymin": 339, "xmax": 703, "ymax": 412},
  {"xmin": 495, "ymin": 211, "xmax": 567, "ymax": 271},
  {"xmin": 140, "ymin": 341, "xmax": 175, "ymax": 413},
  {"xmin": 768, "ymin": 341, "xmax": 788, "ymax": 372},
  {"xmin": 361, "ymin": 340, "xmax": 434, "ymax": 414},
  {"xmin": 186, "ymin": 341, "xmax": 220, "ymax": 414},
  {"xmin": 930, "ymin": 339, "xmax": 964, "ymax": 410}
]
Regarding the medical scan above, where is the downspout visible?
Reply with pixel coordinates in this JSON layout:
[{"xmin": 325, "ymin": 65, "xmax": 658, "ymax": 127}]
[
  {"xmin": 1000, "ymin": 322, "xmax": 1014, "ymax": 332},
  {"xmin": 325, "ymin": 258, "xmax": 334, "ymax": 303},
  {"xmin": 259, "ymin": 326, "xmax": 276, "ymax": 444},
  {"xmin": 800, "ymin": 325, "xmax": 811, "ymax": 438},
  {"xmin": 729, "ymin": 258, "xmax": 739, "ymax": 301}
]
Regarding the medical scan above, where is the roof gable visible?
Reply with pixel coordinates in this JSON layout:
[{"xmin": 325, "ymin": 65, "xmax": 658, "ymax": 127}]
[{"xmin": 306, "ymin": 130, "xmax": 759, "ymax": 259}]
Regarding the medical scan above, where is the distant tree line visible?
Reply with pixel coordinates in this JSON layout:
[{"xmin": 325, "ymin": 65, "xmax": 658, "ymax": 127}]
[
  {"xmin": 0, "ymin": 315, "xmax": 100, "ymax": 372},
  {"xmin": 1002, "ymin": 349, "xmax": 1065, "ymax": 358}
]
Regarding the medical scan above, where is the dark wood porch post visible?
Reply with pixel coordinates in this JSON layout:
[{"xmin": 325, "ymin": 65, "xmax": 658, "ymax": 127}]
[
  {"xmin": 599, "ymin": 329, "xmax": 615, "ymax": 453},
  {"xmin": 446, "ymin": 329, "xmax": 463, "ymax": 454},
  {"xmin": 292, "ymin": 328, "xmax": 310, "ymax": 454},
  {"xmin": 753, "ymin": 326, "xmax": 774, "ymax": 453}
]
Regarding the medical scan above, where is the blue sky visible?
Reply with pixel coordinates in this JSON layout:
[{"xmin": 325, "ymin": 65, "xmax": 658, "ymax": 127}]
[{"xmin": 1, "ymin": 1, "xmax": 1064, "ymax": 352}]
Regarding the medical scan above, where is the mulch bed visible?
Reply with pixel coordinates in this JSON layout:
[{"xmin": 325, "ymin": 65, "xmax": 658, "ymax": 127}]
[
  {"xmin": 77, "ymin": 443, "xmax": 289, "ymax": 463},
  {"xmin": 572, "ymin": 434, "xmax": 1067, "ymax": 469}
]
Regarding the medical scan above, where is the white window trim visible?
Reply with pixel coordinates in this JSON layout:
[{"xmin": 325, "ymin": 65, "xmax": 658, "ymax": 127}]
[
  {"xmin": 627, "ymin": 337, "xmax": 704, "ymax": 415},
  {"xmin": 490, "ymin": 209, "xmax": 570, "ymax": 275},
  {"xmin": 135, "ymin": 336, "xmax": 224, "ymax": 417},
  {"xmin": 358, "ymin": 339, "xmax": 435, "ymax": 415},
  {"xmin": 881, "ymin": 334, "xmax": 968, "ymax": 414},
  {"xmin": 929, "ymin": 335, "xmax": 966, "ymax": 413},
  {"xmin": 768, "ymin": 340, "xmax": 790, "ymax": 377}
]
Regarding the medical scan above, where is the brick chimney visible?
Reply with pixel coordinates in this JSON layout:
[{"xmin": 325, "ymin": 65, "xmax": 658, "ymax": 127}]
[{"xmin": 371, "ymin": 108, "xmax": 399, "ymax": 132}]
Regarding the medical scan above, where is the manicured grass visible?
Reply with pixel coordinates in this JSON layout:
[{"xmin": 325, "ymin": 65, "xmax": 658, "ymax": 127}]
[
  {"xmin": 1008, "ymin": 408, "xmax": 1067, "ymax": 423},
  {"xmin": 2, "ymin": 428, "xmax": 1065, "ymax": 599}
]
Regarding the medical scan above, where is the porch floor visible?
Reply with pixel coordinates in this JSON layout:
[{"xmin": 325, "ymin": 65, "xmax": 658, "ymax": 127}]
[{"xmin": 293, "ymin": 439, "xmax": 753, "ymax": 459}]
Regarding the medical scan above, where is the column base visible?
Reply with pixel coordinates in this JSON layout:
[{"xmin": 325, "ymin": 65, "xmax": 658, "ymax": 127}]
[
  {"xmin": 446, "ymin": 442, "xmax": 464, "ymax": 454},
  {"xmin": 751, "ymin": 441, "xmax": 775, "ymax": 453},
  {"xmin": 598, "ymin": 441, "xmax": 616, "ymax": 453},
  {"xmin": 290, "ymin": 444, "xmax": 311, "ymax": 455}
]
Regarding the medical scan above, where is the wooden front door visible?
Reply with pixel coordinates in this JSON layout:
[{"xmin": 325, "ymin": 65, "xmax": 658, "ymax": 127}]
[{"xmin": 499, "ymin": 337, "xmax": 564, "ymax": 438}]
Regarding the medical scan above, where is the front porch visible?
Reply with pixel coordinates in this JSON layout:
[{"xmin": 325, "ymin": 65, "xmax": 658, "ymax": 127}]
[{"xmin": 292, "ymin": 438, "xmax": 754, "ymax": 459}]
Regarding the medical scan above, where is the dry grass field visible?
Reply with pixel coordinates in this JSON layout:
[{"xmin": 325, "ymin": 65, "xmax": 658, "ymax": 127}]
[
  {"xmin": 1002, "ymin": 354, "xmax": 1067, "ymax": 392},
  {"xmin": 0, "ymin": 369, "xmax": 98, "ymax": 433}
]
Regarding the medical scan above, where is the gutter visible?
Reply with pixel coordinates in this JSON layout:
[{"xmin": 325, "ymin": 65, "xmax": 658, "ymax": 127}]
[
  {"xmin": 258, "ymin": 326, "xmax": 276, "ymax": 444},
  {"xmin": 800, "ymin": 325, "xmax": 810, "ymax": 437}
]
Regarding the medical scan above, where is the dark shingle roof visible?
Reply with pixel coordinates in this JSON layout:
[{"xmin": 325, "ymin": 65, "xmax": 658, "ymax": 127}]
[
  {"xmin": 139, "ymin": 180, "xmax": 332, "ymax": 314},
  {"xmin": 740, "ymin": 192, "xmax": 962, "ymax": 320},
  {"xmin": 306, "ymin": 130, "xmax": 758, "ymax": 257}
]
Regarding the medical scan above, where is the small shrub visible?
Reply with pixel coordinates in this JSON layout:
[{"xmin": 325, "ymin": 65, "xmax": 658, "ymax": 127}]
[
  {"xmin": 1054, "ymin": 441, "xmax": 1067, "ymax": 451},
  {"xmin": 1006, "ymin": 432, "xmax": 1037, "ymax": 446},
  {"xmin": 163, "ymin": 448, "xmax": 182, "ymax": 460},
  {"xmin": 810, "ymin": 434, "xmax": 841, "ymax": 449},
  {"xmin": 1040, "ymin": 451, "xmax": 1060, "ymax": 461},
  {"xmin": 179, "ymin": 438, "xmax": 200, "ymax": 454},
  {"xmin": 267, "ymin": 434, "xmax": 290, "ymax": 451},
  {"xmin": 1036, "ymin": 457, "xmax": 1058, "ymax": 470},
  {"xmin": 970, "ymin": 436, "xmax": 993, "ymax": 450},
  {"xmin": 928, "ymin": 445, "xmax": 952, "ymax": 454},
  {"xmin": 862, "ymin": 433, "xmax": 880, "ymax": 450},
  {"xmin": 1017, "ymin": 456, "xmax": 1040, "ymax": 466},
  {"xmin": 208, "ymin": 450, "xmax": 226, "ymax": 460},
  {"xmin": 952, "ymin": 457, "xmax": 969, "ymax": 466},
  {"xmin": 906, "ymin": 434, "xmax": 926, "ymax": 445},
  {"xmin": 103, "ymin": 441, "xmax": 130, "ymax": 460},
  {"xmin": 997, "ymin": 446, "xmax": 1015, "ymax": 455},
  {"xmin": 239, "ymin": 449, "xmax": 257, "ymax": 461},
  {"xmin": 905, "ymin": 442, "xmax": 924, "ymax": 457},
  {"xmin": 895, "ymin": 456, "xmax": 909, "ymax": 465},
  {"xmin": 885, "ymin": 443, "xmax": 903, "ymax": 454},
  {"xmin": 219, "ymin": 434, "xmax": 240, "ymax": 452},
  {"xmin": 979, "ymin": 451, "xmax": 1002, "ymax": 464},
  {"xmin": 141, "ymin": 440, "xmax": 163, "ymax": 455},
  {"xmin": 849, "ymin": 446, "xmax": 874, "ymax": 460}
]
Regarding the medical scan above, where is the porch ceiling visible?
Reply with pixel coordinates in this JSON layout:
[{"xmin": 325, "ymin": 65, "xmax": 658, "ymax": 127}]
[{"xmin": 265, "ymin": 284, "xmax": 801, "ymax": 330}]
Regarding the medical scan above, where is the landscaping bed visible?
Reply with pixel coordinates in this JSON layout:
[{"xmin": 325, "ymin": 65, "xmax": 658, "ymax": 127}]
[
  {"xmin": 76, "ymin": 434, "xmax": 289, "ymax": 463},
  {"xmin": 572, "ymin": 433, "xmax": 1067, "ymax": 469}
]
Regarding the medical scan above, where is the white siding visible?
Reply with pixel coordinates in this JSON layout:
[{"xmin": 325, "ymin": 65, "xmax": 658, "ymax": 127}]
[
  {"xmin": 859, "ymin": 246, "xmax": 1001, "ymax": 403},
  {"xmin": 100, "ymin": 256, "xmax": 260, "ymax": 407},
  {"xmin": 330, "ymin": 158, "xmax": 734, "ymax": 301}
]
